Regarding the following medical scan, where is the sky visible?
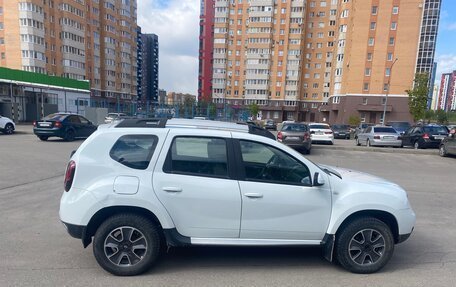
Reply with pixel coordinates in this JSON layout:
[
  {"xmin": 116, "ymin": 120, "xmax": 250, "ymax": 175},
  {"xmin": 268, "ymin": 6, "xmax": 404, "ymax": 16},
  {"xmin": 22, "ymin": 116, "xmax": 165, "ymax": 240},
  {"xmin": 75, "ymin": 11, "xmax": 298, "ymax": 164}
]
[{"xmin": 137, "ymin": 0, "xmax": 456, "ymax": 95}]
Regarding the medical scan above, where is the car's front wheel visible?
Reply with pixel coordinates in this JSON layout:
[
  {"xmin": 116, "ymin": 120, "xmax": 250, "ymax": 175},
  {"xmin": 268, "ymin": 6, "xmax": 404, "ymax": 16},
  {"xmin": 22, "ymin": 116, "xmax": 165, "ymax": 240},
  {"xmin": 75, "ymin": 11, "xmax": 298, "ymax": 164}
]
[
  {"xmin": 3, "ymin": 123, "xmax": 14, "ymax": 134},
  {"xmin": 93, "ymin": 214, "xmax": 162, "ymax": 276},
  {"xmin": 439, "ymin": 145, "xmax": 447, "ymax": 157},
  {"xmin": 335, "ymin": 217, "xmax": 394, "ymax": 274}
]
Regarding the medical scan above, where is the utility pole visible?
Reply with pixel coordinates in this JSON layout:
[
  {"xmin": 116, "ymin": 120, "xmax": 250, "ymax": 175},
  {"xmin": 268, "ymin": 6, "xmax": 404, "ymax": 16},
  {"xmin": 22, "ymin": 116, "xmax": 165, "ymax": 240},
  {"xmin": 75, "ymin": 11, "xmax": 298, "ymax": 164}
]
[{"xmin": 382, "ymin": 58, "xmax": 398, "ymax": 125}]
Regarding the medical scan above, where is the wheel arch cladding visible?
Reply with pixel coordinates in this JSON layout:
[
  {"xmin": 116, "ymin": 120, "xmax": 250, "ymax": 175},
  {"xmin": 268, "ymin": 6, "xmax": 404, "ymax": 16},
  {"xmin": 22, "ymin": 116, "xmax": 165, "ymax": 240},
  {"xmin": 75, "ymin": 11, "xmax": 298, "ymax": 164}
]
[{"xmin": 83, "ymin": 206, "xmax": 163, "ymax": 248}]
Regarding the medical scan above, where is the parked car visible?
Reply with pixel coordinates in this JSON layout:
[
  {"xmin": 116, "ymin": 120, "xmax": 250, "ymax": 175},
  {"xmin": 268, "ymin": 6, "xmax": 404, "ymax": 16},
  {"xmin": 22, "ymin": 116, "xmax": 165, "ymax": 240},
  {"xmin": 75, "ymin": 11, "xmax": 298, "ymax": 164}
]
[
  {"xmin": 401, "ymin": 124, "xmax": 449, "ymax": 149},
  {"xmin": 104, "ymin": 113, "xmax": 127, "ymax": 124},
  {"xmin": 277, "ymin": 122, "xmax": 311, "ymax": 154},
  {"xmin": 264, "ymin": 119, "xmax": 277, "ymax": 130},
  {"xmin": 331, "ymin": 124, "xmax": 351, "ymax": 139},
  {"xmin": 0, "ymin": 114, "xmax": 15, "ymax": 135},
  {"xmin": 33, "ymin": 113, "xmax": 97, "ymax": 141},
  {"xmin": 309, "ymin": 123, "xmax": 334, "ymax": 144},
  {"xmin": 60, "ymin": 118, "xmax": 415, "ymax": 276},
  {"xmin": 439, "ymin": 129, "xmax": 456, "ymax": 157},
  {"xmin": 356, "ymin": 126, "xmax": 402, "ymax": 147},
  {"xmin": 386, "ymin": 121, "xmax": 411, "ymax": 134},
  {"xmin": 354, "ymin": 123, "xmax": 374, "ymax": 139}
]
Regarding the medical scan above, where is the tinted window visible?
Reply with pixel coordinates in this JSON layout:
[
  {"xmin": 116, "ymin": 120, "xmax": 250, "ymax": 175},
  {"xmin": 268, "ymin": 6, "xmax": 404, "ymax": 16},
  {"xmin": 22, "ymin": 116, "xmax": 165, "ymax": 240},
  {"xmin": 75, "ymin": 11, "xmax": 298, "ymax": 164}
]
[
  {"xmin": 79, "ymin": 116, "xmax": 89, "ymax": 124},
  {"xmin": 282, "ymin": 124, "xmax": 308, "ymax": 132},
  {"xmin": 364, "ymin": 127, "xmax": 372, "ymax": 133},
  {"xmin": 110, "ymin": 135, "xmax": 158, "ymax": 170},
  {"xmin": 332, "ymin": 125, "xmax": 349, "ymax": 129},
  {"xmin": 164, "ymin": 137, "xmax": 228, "ymax": 177},
  {"xmin": 68, "ymin": 115, "xmax": 81, "ymax": 124},
  {"xmin": 43, "ymin": 113, "xmax": 67, "ymax": 121},
  {"xmin": 373, "ymin": 127, "xmax": 397, "ymax": 133},
  {"xmin": 310, "ymin": 124, "xmax": 330, "ymax": 129},
  {"xmin": 239, "ymin": 140, "xmax": 311, "ymax": 186},
  {"xmin": 423, "ymin": 126, "xmax": 448, "ymax": 134}
]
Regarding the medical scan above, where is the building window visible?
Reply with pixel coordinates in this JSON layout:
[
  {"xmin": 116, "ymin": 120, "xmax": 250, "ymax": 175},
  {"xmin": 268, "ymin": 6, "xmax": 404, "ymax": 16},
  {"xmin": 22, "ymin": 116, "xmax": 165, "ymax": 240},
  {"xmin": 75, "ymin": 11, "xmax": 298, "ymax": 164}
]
[
  {"xmin": 0, "ymin": 38, "xmax": 4, "ymax": 44},
  {"xmin": 387, "ymin": 53, "xmax": 393, "ymax": 61},
  {"xmin": 0, "ymin": 22, "xmax": 3, "ymax": 30},
  {"xmin": 391, "ymin": 22, "xmax": 397, "ymax": 30},
  {"xmin": 370, "ymin": 22, "xmax": 376, "ymax": 30},
  {"xmin": 386, "ymin": 68, "xmax": 391, "ymax": 76},
  {"xmin": 372, "ymin": 6, "xmax": 378, "ymax": 15},
  {"xmin": 383, "ymin": 83, "xmax": 389, "ymax": 91},
  {"xmin": 365, "ymin": 68, "xmax": 371, "ymax": 76},
  {"xmin": 360, "ymin": 112, "xmax": 366, "ymax": 122},
  {"xmin": 367, "ymin": 53, "xmax": 373, "ymax": 61},
  {"xmin": 332, "ymin": 96, "xmax": 340, "ymax": 104},
  {"xmin": 362, "ymin": 98, "xmax": 368, "ymax": 105},
  {"xmin": 363, "ymin": 83, "xmax": 369, "ymax": 91},
  {"xmin": 392, "ymin": 6, "xmax": 399, "ymax": 14},
  {"xmin": 368, "ymin": 38, "xmax": 375, "ymax": 46},
  {"xmin": 341, "ymin": 10, "xmax": 349, "ymax": 18},
  {"xmin": 389, "ymin": 37, "xmax": 395, "ymax": 45}
]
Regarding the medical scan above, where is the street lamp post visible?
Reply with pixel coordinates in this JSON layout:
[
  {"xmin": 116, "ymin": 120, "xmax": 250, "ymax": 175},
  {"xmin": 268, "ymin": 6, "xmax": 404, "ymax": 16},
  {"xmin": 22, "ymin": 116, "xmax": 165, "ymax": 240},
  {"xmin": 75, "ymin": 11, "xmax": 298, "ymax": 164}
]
[{"xmin": 382, "ymin": 58, "xmax": 398, "ymax": 125}]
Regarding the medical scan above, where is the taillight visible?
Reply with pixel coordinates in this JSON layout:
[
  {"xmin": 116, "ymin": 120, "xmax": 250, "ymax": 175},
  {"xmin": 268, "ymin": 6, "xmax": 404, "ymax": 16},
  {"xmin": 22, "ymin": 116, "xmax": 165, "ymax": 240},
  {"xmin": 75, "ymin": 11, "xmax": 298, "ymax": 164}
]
[
  {"xmin": 54, "ymin": 121, "xmax": 62, "ymax": 128},
  {"xmin": 33, "ymin": 121, "xmax": 36, "ymax": 127},
  {"xmin": 325, "ymin": 131, "xmax": 333, "ymax": 134},
  {"xmin": 277, "ymin": 131, "xmax": 283, "ymax": 141},
  {"xmin": 422, "ymin": 133, "xmax": 430, "ymax": 140},
  {"xmin": 64, "ymin": 160, "xmax": 76, "ymax": 192},
  {"xmin": 374, "ymin": 135, "xmax": 380, "ymax": 139},
  {"xmin": 304, "ymin": 132, "xmax": 310, "ymax": 140}
]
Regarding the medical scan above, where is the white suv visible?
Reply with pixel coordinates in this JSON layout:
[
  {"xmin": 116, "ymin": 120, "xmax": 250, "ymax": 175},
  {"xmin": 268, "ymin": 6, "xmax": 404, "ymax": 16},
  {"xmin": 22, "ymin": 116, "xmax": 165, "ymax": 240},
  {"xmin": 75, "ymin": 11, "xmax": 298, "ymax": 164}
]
[
  {"xmin": 60, "ymin": 118, "xmax": 415, "ymax": 276},
  {"xmin": 0, "ymin": 115, "xmax": 15, "ymax": 134}
]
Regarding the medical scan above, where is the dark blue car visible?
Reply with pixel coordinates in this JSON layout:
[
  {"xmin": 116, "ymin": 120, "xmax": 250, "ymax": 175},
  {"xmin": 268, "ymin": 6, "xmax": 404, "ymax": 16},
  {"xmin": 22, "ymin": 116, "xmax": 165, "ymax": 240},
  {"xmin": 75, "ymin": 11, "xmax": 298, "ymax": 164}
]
[{"xmin": 33, "ymin": 113, "xmax": 97, "ymax": 141}]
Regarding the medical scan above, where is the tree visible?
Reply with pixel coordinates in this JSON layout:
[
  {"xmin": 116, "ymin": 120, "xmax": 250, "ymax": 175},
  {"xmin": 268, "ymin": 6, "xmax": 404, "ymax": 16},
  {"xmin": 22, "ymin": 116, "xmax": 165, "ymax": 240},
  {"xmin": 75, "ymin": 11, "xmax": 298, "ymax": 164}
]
[
  {"xmin": 407, "ymin": 73, "xmax": 429, "ymax": 122},
  {"xmin": 348, "ymin": 115, "xmax": 361, "ymax": 127},
  {"xmin": 435, "ymin": 109, "xmax": 448, "ymax": 124},
  {"xmin": 249, "ymin": 103, "xmax": 259, "ymax": 120}
]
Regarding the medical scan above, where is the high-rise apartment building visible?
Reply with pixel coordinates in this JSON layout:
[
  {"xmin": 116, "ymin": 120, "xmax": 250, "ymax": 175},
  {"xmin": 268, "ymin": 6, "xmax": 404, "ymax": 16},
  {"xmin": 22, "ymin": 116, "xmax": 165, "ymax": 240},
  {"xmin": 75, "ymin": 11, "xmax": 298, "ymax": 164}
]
[
  {"xmin": 438, "ymin": 71, "xmax": 456, "ymax": 112},
  {"xmin": 199, "ymin": 0, "xmax": 441, "ymax": 123},
  {"xmin": 140, "ymin": 33, "xmax": 159, "ymax": 106},
  {"xmin": 0, "ymin": 0, "xmax": 138, "ymax": 103},
  {"xmin": 198, "ymin": 0, "xmax": 215, "ymax": 102}
]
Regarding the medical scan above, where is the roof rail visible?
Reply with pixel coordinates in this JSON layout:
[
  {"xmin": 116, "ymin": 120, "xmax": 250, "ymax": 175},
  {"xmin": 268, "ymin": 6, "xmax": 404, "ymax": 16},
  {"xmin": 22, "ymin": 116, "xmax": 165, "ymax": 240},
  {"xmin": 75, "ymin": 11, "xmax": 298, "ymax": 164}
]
[{"xmin": 115, "ymin": 118, "xmax": 167, "ymax": 128}]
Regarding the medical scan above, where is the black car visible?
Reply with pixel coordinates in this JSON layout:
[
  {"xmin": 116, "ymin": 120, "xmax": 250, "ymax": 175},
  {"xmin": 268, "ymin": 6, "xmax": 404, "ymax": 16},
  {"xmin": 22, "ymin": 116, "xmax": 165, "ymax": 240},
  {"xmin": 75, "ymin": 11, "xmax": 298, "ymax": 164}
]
[
  {"xmin": 439, "ymin": 129, "xmax": 456, "ymax": 157},
  {"xmin": 264, "ymin": 119, "xmax": 277, "ymax": 131},
  {"xmin": 401, "ymin": 125, "xmax": 449, "ymax": 149},
  {"xmin": 33, "ymin": 113, "xmax": 97, "ymax": 141},
  {"xmin": 386, "ymin": 121, "xmax": 411, "ymax": 134},
  {"xmin": 331, "ymin": 124, "xmax": 351, "ymax": 139}
]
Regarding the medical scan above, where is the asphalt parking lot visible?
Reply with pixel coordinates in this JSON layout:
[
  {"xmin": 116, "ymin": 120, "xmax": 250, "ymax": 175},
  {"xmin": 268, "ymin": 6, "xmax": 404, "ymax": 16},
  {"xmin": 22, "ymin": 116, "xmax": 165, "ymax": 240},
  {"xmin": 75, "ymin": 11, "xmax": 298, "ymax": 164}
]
[{"xmin": 1, "ymin": 125, "xmax": 455, "ymax": 286}]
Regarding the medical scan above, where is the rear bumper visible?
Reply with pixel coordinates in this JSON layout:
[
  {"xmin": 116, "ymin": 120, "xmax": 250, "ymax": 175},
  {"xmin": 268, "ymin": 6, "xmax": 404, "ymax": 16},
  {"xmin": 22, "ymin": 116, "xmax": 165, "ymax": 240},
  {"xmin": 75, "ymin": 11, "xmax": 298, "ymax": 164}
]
[
  {"xmin": 422, "ymin": 140, "xmax": 441, "ymax": 148},
  {"xmin": 62, "ymin": 221, "xmax": 86, "ymax": 239},
  {"xmin": 283, "ymin": 141, "xmax": 312, "ymax": 150},
  {"xmin": 371, "ymin": 139, "xmax": 402, "ymax": 147},
  {"xmin": 33, "ymin": 128, "xmax": 65, "ymax": 137}
]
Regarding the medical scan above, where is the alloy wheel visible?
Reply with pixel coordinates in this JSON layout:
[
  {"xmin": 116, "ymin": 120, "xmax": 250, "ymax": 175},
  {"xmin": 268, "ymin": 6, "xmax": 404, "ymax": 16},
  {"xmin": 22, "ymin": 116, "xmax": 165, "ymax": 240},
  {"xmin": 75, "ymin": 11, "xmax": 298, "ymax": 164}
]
[
  {"xmin": 104, "ymin": 226, "xmax": 148, "ymax": 267},
  {"xmin": 348, "ymin": 229, "xmax": 385, "ymax": 266}
]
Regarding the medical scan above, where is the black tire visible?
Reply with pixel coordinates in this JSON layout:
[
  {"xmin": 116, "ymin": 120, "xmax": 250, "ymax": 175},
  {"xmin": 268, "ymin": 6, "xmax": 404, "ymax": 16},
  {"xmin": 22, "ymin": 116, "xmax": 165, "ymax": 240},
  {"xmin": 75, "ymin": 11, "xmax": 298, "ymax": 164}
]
[
  {"xmin": 38, "ymin": 136, "xmax": 48, "ymax": 141},
  {"xmin": 439, "ymin": 145, "xmax": 447, "ymax": 157},
  {"xmin": 356, "ymin": 139, "xmax": 360, "ymax": 146},
  {"xmin": 335, "ymin": 217, "xmax": 394, "ymax": 274},
  {"xmin": 93, "ymin": 214, "xmax": 162, "ymax": 276},
  {"xmin": 304, "ymin": 148, "xmax": 311, "ymax": 155},
  {"xmin": 64, "ymin": 130, "xmax": 75, "ymax": 142},
  {"xmin": 366, "ymin": 139, "xmax": 371, "ymax": 147},
  {"xmin": 413, "ymin": 141, "xmax": 420, "ymax": 149},
  {"xmin": 4, "ymin": 123, "xmax": 14, "ymax": 134}
]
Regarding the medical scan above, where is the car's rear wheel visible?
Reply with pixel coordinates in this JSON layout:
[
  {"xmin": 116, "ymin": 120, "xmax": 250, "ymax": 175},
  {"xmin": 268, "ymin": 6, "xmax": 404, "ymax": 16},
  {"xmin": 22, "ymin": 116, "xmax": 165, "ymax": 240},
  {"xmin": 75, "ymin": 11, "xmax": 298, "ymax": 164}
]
[
  {"xmin": 413, "ymin": 141, "xmax": 421, "ymax": 149},
  {"xmin": 38, "ymin": 136, "xmax": 48, "ymax": 141},
  {"xmin": 335, "ymin": 217, "xmax": 394, "ymax": 274},
  {"xmin": 439, "ymin": 145, "xmax": 447, "ymax": 157},
  {"xmin": 93, "ymin": 214, "xmax": 162, "ymax": 276},
  {"xmin": 366, "ymin": 139, "xmax": 371, "ymax": 147},
  {"xmin": 64, "ymin": 130, "xmax": 75, "ymax": 141},
  {"xmin": 356, "ymin": 138, "xmax": 360, "ymax": 146},
  {"xmin": 4, "ymin": 123, "xmax": 14, "ymax": 134}
]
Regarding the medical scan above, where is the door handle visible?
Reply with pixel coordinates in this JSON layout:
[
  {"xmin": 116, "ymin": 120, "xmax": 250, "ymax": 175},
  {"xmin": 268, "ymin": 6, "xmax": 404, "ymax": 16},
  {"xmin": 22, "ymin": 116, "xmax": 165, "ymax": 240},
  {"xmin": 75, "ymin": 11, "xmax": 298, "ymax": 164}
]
[
  {"xmin": 162, "ymin": 187, "xmax": 182, "ymax": 193},
  {"xmin": 244, "ymin": 193, "xmax": 263, "ymax": 198}
]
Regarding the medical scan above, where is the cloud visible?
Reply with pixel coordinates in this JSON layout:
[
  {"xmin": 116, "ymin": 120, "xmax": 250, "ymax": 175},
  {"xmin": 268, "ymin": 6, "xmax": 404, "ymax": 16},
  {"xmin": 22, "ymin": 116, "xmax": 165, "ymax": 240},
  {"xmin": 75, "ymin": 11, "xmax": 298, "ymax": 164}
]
[
  {"xmin": 137, "ymin": 0, "xmax": 200, "ymax": 95},
  {"xmin": 445, "ymin": 22, "xmax": 456, "ymax": 31},
  {"xmin": 434, "ymin": 54, "xmax": 456, "ymax": 85}
]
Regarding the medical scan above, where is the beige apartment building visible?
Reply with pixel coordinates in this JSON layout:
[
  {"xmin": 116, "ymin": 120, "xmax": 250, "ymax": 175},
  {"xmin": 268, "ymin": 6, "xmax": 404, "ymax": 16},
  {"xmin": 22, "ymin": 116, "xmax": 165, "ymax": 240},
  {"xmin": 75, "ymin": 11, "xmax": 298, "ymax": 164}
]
[
  {"xmin": 207, "ymin": 0, "xmax": 440, "ymax": 124},
  {"xmin": 0, "ymin": 0, "xmax": 138, "ymax": 104}
]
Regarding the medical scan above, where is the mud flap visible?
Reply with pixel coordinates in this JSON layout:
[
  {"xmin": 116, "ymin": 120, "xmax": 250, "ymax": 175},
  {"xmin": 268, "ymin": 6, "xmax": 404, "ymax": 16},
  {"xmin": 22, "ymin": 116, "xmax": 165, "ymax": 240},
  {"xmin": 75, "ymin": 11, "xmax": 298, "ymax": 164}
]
[{"xmin": 321, "ymin": 233, "xmax": 335, "ymax": 262}]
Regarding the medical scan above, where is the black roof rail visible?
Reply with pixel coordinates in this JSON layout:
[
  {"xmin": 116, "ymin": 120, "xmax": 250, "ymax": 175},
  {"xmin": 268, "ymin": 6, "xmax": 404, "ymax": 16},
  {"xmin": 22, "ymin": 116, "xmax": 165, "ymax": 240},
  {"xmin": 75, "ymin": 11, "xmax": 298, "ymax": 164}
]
[{"xmin": 115, "ymin": 118, "xmax": 168, "ymax": 128}]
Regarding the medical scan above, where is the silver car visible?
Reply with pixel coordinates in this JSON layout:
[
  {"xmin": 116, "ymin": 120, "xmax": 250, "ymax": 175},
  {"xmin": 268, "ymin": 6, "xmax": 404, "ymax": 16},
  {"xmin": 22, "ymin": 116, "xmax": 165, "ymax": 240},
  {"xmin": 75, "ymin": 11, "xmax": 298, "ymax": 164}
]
[{"xmin": 356, "ymin": 126, "xmax": 402, "ymax": 147}]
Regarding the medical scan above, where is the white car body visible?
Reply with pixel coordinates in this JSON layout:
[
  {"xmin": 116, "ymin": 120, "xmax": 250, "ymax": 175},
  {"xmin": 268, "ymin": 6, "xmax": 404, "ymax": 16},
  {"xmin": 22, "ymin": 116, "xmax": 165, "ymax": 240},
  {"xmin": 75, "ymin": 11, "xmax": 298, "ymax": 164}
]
[
  {"xmin": 309, "ymin": 123, "xmax": 334, "ymax": 144},
  {"xmin": 59, "ymin": 118, "xmax": 415, "ymax": 275},
  {"xmin": 0, "ymin": 115, "xmax": 15, "ymax": 134}
]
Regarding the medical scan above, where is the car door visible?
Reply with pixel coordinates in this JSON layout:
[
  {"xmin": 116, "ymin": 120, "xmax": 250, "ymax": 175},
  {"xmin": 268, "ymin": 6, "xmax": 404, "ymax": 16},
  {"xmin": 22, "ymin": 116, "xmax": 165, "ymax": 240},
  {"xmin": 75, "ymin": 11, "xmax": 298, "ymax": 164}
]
[
  {"xmin": 78, "ymin": 116, "xmax": 95, "ymax": 137},
  {"xmin": 235, "ymin": 139, "xmax": 331, "ymax": 240},
  {"xmin": 401, "ymin": 127, "xmax": 415, "ymax": 146},
  {"xmin": 66, "ymin": 115, "xmax": 82, "ymax": 137},
  {"xmin": 447, "ymin": 131, "xmax": 456, "ymax": 154},
  {"xmin": 153, "ymin": 130, "xmax": 242, "ymax": 238}
]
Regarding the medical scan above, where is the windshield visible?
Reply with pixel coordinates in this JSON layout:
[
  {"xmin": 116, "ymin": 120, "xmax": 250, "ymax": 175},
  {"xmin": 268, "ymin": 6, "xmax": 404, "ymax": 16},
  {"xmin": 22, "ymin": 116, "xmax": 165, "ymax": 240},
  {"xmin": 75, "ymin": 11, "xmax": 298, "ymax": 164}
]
[
  {"xmin": 373, "ymin": 127, "xmax": 397, "ymax": 133},
  {"xmin": 282, "ymin": 124, "xmax": 307, "ymax": 132},
  {"xmin": 43, "ymin": 114, "xmax": 67, "ymax": 121},
  {"xmin": 424, "ymin": 126, "xmax": 448, "ymax": 134},
  {"xmin": 310, "ymin": 124, "xmax": 330, "ymax": 129}
]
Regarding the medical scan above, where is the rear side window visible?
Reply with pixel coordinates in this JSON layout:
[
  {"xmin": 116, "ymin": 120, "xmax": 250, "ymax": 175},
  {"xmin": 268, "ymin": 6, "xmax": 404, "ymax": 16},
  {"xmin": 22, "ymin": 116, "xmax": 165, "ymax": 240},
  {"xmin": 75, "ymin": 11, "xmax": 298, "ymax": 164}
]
[
  {"xmin": 163, "ymin": 137, "xmax": 228, "ymax": 178},
  {"xmin": 110, "ymin": 135, "xmax": 158, "ymax": 170}
]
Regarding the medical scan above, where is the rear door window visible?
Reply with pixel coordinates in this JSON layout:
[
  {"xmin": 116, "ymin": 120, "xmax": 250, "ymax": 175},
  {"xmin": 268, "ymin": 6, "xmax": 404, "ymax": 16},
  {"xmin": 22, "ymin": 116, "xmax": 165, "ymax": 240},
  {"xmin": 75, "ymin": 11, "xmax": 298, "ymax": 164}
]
[
  {"xmin": 110, "ymin": 135, "xmax": 158, "ymax": 170},
  {"xmin": 163, "ymin": 137, "xmax": 229, "ymax": 178}
]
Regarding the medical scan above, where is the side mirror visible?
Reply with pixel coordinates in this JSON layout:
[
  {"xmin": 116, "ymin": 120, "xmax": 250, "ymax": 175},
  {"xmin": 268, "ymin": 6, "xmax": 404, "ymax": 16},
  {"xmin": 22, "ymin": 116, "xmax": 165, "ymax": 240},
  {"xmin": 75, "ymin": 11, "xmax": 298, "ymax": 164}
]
[{"xmin": 313, "ymin": 172, "xmax": 325, "ymax": 186}]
